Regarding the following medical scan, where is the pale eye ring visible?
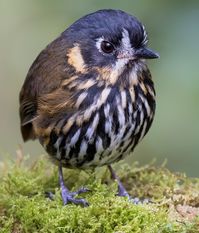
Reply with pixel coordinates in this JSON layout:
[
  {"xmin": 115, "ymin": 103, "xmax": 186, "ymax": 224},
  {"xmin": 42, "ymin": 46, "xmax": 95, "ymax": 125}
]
[{"xmin": 100, "ymin": 41, "xmax": 115, "ymax": 54}]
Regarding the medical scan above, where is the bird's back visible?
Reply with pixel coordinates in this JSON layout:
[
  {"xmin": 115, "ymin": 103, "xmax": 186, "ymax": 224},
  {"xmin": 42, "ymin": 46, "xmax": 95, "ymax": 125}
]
[{"xmin": 19, "ymin": 36, "xmax": 70, "ymax": 141}]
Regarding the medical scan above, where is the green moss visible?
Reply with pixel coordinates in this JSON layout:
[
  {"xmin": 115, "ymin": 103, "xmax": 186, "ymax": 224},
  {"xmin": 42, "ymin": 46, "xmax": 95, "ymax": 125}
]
[{"xmin": 0, "ymin": 155, "xmax": 199, "ymax": 233}]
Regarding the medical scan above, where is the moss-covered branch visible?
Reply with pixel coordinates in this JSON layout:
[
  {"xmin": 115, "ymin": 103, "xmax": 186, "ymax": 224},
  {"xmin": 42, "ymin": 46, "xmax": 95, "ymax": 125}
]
[{"xmin": 0, "ymin": 154, "xmax": 199, "ymax": 232}]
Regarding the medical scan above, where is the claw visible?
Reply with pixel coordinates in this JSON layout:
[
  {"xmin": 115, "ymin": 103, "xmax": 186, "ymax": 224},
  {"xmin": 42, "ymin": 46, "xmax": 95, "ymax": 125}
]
[
  {"xmin": 71, "ymin": 187, "xmax": 91, "ymax": 196},
  {"xmin": 130, "ymin": 197, "xmax": 150, "ymax": 204},
  {"xmin": 66, "ymin": 196, "xmax": 89, "ymax": 207},
  {"xmin": 130, "ymin": 197, "xmax": 140, "ymax": 205},
  {"xmin": 45, "ymin": 191, "xmax": 55, "ymax": 200}
]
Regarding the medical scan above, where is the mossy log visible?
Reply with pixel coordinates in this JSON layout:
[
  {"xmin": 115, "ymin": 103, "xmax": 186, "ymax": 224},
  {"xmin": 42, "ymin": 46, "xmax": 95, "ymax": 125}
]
[{"xmin": 0, "ymin": 152, "xmax": 199, "ymax": 233}]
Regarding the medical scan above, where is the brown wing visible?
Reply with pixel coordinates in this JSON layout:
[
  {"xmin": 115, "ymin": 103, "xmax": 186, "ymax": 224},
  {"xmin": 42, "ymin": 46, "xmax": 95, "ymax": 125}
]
[{"xmin": 19, "ymin": 36, "xmax": 73, "ymax": 141}]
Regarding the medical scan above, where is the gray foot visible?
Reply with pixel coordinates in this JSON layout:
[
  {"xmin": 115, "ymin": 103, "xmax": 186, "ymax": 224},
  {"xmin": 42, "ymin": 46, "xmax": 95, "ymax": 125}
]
[
  {"xmin": 59, "ymin": 163, "xmax": 89, "ymax": 206},
  {"xmin": 61, "ymin": 187, "xmax": 89, "ymax": 206},
  {"xmin": 108, "ymin": 165, "xmax": 150, "ymax": 204}
]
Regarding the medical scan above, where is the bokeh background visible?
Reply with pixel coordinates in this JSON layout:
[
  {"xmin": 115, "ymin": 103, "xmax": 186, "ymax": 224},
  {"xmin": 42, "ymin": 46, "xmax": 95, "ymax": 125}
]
[{"xmin": 0, "ymin": 0, "xmax": 198, "ymax": 176}]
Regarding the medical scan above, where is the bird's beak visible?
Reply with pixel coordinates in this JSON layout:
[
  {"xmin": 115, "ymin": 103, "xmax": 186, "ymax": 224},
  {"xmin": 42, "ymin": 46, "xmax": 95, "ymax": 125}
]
[
  {"xmin": 134, "ymin": 48, "xmax": 159, "ymax": 59},
  {"xmin": 117, "ymin": 48, "xmax": 159, "ymax": 60}
]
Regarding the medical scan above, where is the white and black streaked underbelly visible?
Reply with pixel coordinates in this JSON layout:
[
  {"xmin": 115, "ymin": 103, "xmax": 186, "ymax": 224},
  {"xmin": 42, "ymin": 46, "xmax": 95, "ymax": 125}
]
[{"xmin": 45, "ymin": 85, "xmax": 155, "ymax": 168}]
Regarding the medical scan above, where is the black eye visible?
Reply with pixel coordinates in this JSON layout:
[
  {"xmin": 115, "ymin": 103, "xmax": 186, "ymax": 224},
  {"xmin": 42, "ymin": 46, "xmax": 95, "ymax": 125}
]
[{"xmin": 100, "ymin": 41, "xmax": 115, "ymax": 54}]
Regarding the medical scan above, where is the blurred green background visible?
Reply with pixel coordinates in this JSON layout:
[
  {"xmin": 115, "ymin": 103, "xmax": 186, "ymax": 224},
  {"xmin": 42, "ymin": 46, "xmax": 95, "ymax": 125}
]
[{"xmin": 0, "ymin": 0, "xmax": 198, "ymax": 176}]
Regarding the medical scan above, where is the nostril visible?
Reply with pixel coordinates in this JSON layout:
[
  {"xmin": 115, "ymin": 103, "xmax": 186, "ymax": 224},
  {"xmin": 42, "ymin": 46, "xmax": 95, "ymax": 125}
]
[{"xmin": 117, "ymin": 50, "xmax": 133, "ymax": 59}]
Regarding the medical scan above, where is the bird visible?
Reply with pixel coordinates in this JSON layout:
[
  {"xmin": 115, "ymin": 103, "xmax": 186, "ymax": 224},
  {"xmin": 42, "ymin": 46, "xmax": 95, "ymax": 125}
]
[{"xmin": 19, "ymin": 9, "xmax": 159, "ymax": 206}]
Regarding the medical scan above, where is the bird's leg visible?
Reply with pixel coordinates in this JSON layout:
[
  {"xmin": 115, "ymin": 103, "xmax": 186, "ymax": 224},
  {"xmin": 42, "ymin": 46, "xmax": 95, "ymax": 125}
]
[
  {"xmin": 58, "ymin": 163, "xmax": 89, "ymax": 207},
  {"xmin": 108, "ymin": 165, "xmax": 141, "ymax": 204},
  {"xmin": 108, "ymin": 165, "xmax": 129, "ymax": 197}
]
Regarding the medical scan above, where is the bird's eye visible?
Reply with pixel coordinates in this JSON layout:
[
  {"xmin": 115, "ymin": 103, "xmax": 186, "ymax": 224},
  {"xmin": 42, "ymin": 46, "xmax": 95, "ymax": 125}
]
[{"xmin": 100, "ymin": 41, "xmax": 115, "ymax": 54}]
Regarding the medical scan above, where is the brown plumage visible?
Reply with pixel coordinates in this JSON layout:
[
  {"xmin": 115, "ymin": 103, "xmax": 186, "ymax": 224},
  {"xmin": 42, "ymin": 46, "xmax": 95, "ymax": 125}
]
[{"xmin": 19, "ymin": 9, "xmax": 159, "ymax": 205}]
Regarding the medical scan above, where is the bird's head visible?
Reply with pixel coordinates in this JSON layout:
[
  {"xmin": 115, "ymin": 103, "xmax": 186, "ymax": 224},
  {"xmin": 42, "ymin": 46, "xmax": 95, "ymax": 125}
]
[{"xmin": 64, "ymin": 9, "xmax": 159, "ymax": 85}]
